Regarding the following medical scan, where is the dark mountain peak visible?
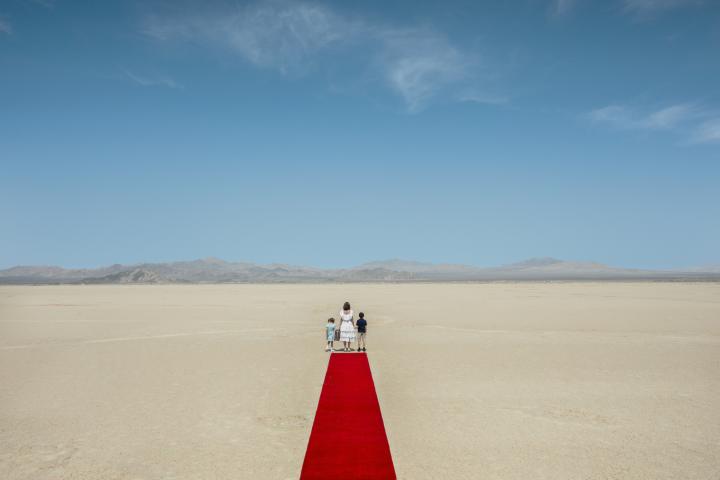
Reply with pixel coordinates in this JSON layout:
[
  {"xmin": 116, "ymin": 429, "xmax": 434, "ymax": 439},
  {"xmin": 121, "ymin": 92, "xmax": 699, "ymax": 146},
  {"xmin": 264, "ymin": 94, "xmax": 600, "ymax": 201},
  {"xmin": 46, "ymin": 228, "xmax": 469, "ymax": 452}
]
[
  {"xmin": 355, "ymin": 259, "xmax": 434, "ymax": 271},
  {"xmin": 83, "ymin": 268, "xmax": 163, "ymax": 284},
  {"xmin": 506, "ymin": 257, "xmax": 564, "ymax": 268},
  {"xmin": 201, "ymin": 256, "xmax": 227, "ymax": 264}
]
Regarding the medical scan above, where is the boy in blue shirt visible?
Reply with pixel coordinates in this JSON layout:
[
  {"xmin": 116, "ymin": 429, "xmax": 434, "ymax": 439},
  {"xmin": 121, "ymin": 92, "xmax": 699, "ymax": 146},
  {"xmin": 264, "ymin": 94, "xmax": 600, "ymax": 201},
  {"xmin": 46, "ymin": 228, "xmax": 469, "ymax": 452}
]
[{"xmin": 356, "ymin": 312, "xmax": 367, "ymax": 352}]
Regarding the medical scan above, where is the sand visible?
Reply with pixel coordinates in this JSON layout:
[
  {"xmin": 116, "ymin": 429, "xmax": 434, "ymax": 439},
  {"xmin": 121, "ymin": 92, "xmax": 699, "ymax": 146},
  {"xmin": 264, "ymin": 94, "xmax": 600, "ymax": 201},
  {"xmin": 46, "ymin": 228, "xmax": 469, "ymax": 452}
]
[{"xmin": 0, "ymin": 283, "xmax": 718, "ymax": 479}]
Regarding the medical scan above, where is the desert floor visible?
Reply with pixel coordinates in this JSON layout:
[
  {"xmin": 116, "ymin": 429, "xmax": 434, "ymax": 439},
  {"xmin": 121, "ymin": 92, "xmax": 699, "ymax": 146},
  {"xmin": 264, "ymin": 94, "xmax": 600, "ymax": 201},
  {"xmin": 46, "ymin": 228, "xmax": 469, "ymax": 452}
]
[{"xmin": 0, "ymin": 283, "xmax": 719, "ymax": 479}]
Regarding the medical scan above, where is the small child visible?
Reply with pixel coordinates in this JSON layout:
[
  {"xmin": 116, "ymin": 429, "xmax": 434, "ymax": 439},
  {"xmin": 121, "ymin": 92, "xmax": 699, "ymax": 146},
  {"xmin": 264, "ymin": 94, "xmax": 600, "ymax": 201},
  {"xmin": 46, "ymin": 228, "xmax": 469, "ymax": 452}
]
[
  {"xmin": 325, "ymin": 318, "xmax": 336, "ymax": 352},
  {"xmin": 356, "ymin": 312, "xmax": 367, "ymax": 352}
]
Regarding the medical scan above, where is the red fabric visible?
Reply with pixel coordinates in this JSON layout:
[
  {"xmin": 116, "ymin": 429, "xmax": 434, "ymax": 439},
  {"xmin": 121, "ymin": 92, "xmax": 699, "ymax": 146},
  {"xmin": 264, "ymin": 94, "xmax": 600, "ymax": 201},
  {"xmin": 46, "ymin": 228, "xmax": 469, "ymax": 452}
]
[{"xmin": 300, "ymin": 353, "xmax": 397, "ymax": 479}]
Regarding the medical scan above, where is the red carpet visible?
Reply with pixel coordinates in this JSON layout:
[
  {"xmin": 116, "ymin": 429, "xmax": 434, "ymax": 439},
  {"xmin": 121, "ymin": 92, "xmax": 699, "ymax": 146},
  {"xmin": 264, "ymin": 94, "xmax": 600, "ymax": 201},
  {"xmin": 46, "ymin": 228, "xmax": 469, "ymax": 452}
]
[{"xmin": 300, "ymin": 353, "xmax": 397, "ymax": 480}]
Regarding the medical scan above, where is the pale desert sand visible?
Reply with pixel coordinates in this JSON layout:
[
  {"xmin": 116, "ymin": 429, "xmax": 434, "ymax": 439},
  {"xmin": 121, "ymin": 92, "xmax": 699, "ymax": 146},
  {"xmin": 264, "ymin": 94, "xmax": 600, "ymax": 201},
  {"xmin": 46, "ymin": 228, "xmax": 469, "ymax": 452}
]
[{"xmin": 0, "ymin": 283, "xmax": 718, "ymax": 479}]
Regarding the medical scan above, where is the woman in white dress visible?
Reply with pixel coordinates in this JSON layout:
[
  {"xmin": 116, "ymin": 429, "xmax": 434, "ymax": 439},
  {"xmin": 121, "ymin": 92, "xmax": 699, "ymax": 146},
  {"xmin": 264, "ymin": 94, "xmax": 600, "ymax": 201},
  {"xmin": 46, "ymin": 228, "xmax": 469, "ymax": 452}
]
[{"xmin": 339, "ymin": 301, "xmax": 356, "ymax": 352}]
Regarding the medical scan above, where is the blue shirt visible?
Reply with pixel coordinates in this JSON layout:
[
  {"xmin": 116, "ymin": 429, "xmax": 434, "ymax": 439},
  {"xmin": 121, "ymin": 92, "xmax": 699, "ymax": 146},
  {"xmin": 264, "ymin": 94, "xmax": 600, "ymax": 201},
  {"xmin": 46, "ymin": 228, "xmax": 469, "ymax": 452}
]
[{"xmin": 356, "ymin": 318, "xmax": 367, "ymax": 333}]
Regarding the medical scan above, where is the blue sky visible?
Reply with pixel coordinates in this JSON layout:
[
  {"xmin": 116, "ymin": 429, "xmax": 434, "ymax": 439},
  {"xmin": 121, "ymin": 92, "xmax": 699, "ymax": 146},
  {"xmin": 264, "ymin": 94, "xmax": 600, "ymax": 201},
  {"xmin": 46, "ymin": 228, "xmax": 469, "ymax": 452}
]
[{"xmin": 1, "ymin": 0, "xmax": 719, "ymax": 269}]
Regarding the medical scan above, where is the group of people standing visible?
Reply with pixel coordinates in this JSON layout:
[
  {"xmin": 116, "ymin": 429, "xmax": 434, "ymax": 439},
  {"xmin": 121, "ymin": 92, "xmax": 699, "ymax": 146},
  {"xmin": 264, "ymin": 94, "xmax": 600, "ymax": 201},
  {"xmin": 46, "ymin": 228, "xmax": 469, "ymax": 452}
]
[{"xmin": 325, "ymin": 301, "xmax": 368, "ymax": 352}]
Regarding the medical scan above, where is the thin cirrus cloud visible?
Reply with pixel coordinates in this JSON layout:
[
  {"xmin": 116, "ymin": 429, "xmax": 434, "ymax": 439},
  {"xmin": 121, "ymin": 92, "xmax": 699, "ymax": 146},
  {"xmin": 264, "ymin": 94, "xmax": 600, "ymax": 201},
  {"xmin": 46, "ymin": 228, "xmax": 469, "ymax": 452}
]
[
  {"xmin": 142, "ymin": 0, "xmax": 496, "ymax": 112},
  {"xmin": 374, "ymin": 28, "xmax": 476, "ymax": 112},
  {"xmin": 551, "ymin": 0, "xmax": 703, "ymax": 16},
  {"xmin": 623, "ymin": 0, "xmax": 704, "ymax": 13},
  {"xmin": 588, "ymin": 103, "xmax": 696, "ymax": 130},
  {"xmin": 587, "ymin": 103, "xmax": 720, "ymax": 144},
  {"xmin": 124, "ymin": 70, "xmax": 183, "ymax": 90},
  {"xmin": 0, "ymin": 17, "xmax": 12, "ymax": 35},
  {"xmin": 551, "ymin": 0, "xmax": 578, "ymax": 16},
  {"xmin": 146, "ymin": 1, "xmax": 352, "ymax": 74},
  {"xmin": 691, "ymin": 120, "xmax": 720, "ymax": 144}
]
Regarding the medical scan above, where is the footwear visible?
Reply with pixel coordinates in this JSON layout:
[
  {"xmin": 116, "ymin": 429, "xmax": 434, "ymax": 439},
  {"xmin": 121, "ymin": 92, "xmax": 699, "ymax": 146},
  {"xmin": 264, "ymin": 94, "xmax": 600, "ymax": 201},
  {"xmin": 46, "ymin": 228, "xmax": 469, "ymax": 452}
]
[{"xmin": 363, "ymin": 348, "xmax": 366, "ymax": 351}]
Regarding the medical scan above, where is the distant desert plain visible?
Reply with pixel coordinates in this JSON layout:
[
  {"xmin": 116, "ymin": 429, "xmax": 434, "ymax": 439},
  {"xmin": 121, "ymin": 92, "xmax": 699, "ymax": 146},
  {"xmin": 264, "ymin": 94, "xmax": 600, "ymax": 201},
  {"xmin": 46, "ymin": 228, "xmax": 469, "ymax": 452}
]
[{"xmin": 1, "ymin": 282, "xmax": 719, "ymax": 479}]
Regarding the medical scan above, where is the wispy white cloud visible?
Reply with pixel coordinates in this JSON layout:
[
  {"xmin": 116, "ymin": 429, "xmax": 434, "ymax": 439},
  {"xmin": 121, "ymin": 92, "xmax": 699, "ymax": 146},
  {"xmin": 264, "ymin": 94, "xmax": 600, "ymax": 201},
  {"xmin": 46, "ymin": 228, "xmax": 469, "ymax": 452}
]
[
  {"xmin": 375, "ymin": 28, "xmax": 471, "ymax": 112},
  {"xmin": 588, "ymin": 102, "xmax": 720, "ymax": 144},
  {"xmin": 124, "ymin": 70, "xmax": 183, "ymax": 89},
  {"xmin": 551, "ymin": 0, "xmax": 578, "ymax": 16},
  {"xmin": 458, "ymin": 92, "xmax": 509, "ymax": 106},
  {"xmin": 549, "ymin": 0, "xmax": 704, "ymax": 18},
  {"xmin": 623, "ymin": 0, "xmax": 704, "ymax": 14},
  {"xmin": 143, "ymin": 1, "xmax": 496, "ymax": 112},
  {"xmin": 144, "ymin": 2, "xmax": 353, "ymax": 74},
  {"xmin": 646, "ymin": 104, "xmax": 701, "ymax": 129},
  {"xmin": 1, "ymin": 0, "xmax": 56, "ymax": 36},
  {"xmin": 588, "ymin": 103, "xmax": 698, "ymax": 129},
  {"xmin": 690, "ymin": 119, "xmax": 720, "ymax": 144},
  {"xmin": 0, "ymin": 17, "xmax": 12, "ymax": 35}
]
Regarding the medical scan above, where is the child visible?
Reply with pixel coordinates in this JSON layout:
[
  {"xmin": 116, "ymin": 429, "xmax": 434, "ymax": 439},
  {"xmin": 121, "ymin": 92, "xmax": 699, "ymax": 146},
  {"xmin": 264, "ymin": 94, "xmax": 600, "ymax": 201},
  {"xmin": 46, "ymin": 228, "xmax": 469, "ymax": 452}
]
[
  {"xmin": 356, "ymin": 312, "xmax": 367, "ymax": 352},
  {"xmin": 325, "ymin": 318, "xmax": 336, "ymax": 352}
]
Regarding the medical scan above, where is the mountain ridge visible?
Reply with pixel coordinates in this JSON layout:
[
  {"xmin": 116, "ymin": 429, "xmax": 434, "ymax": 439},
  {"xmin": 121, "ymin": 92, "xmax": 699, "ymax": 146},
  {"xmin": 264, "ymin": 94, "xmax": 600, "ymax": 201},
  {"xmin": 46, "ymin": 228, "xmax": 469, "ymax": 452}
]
[{"xmin": 1, "ymin": 257, "xmax": 719, "ymax": 284}]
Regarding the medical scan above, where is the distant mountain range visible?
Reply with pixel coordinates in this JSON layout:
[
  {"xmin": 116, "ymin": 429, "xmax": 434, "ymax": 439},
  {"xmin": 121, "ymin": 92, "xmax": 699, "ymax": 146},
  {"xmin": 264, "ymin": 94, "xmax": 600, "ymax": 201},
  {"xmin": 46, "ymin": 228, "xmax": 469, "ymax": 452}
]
[{"xmin": 1, "ymin": 257, "xmax": 719, "ymax": 284}]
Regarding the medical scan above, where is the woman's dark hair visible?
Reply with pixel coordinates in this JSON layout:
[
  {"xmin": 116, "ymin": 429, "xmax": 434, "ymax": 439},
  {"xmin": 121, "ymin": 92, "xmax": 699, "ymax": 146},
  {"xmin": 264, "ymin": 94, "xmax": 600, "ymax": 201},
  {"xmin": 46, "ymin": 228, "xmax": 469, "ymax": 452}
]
[
  {"xmin": 359, "ymin": 312, "xmax": 364, "ymax": 318},
  {"xmin": 343, "ymin": 301, "xmax": 351, "ymax": 311},
  {"xmin": 328, "ymin": 317, "xmax": 335, "ymax": 323}
]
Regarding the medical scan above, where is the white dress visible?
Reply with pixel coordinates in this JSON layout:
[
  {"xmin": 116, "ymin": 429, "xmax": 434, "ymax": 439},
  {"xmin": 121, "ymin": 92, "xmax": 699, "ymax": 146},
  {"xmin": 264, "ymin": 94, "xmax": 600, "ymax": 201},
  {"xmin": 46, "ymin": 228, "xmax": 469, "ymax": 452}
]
[{"xmin": 339, "ymin": 309, "xmax": 356, "ymax": 342}]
